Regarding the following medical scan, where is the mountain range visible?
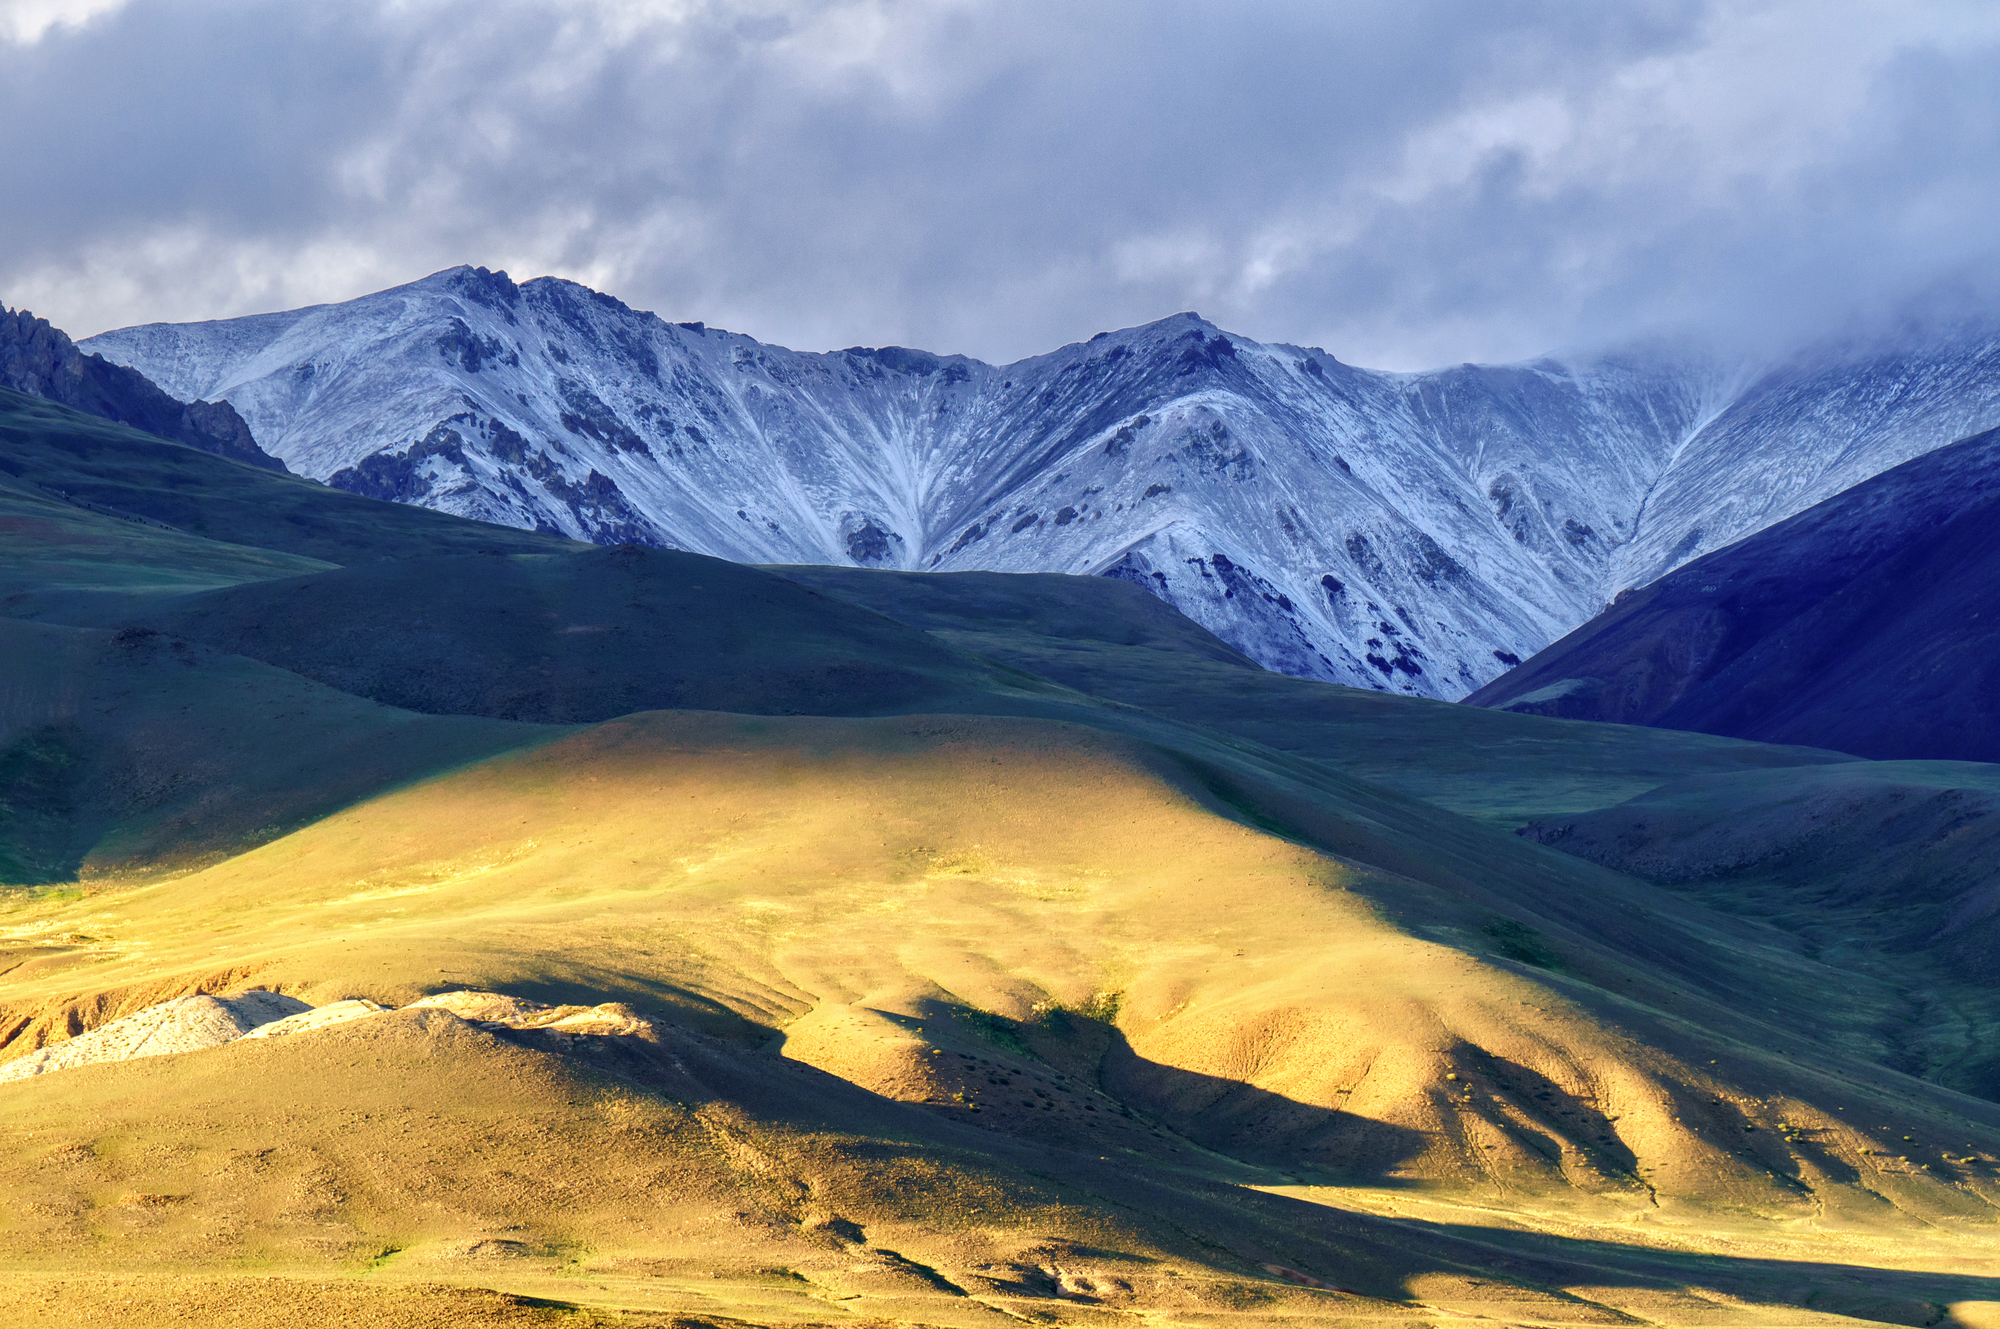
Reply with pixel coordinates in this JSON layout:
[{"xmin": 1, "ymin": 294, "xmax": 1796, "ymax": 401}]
[{"xmin": 83, "ymin": 267, "xmax": 2000, "ymax": 698}]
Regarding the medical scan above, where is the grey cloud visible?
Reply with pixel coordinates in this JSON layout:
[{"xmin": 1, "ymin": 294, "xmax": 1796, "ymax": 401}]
[{"xmin": 2, "ymin": 0, "xmax": 1996, "ymax": 368}]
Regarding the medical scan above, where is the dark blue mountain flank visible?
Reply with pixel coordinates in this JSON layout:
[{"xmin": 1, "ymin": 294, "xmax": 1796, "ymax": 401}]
[
  {"xmin": 1467, "ymin": 427, "xmax": 2000, "ymax": 761},
  {"xmin": 1, "ymin": 308, "xmax": 285, "ymax": 472}
]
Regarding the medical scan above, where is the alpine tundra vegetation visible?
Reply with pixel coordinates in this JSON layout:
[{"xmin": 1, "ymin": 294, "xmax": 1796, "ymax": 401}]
[{"xmin": 7, "ymin": 3, "xmax": 2000, "ymax": 1320}]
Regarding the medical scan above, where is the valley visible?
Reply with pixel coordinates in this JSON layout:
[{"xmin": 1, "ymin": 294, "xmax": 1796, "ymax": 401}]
[{"xmin": 7, "ymin": 386, "xmax": 2000, "ymax": 1325}]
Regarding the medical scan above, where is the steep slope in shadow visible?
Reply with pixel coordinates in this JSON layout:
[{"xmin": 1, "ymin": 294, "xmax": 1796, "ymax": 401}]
[
  {"xmin": 1, "ymin": 309, "xmax": 285, "ymax": 471},
  {"xmin": 103, "ymin": 547, "xmax": 1045, "ymax": 723},
  {"xmin": 1468, "ymin": 426, "xmax": 2000, "ymax": 761}
]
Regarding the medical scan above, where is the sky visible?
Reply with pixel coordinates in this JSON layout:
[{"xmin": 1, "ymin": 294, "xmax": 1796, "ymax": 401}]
[{"xmin": 3, "ymin": 0, "xmax": 1999, "ymax": 370}]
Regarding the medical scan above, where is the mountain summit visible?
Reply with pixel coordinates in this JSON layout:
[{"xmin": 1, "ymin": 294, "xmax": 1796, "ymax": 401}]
[{"xmin": 84, "ymin": 268, "xmax": 2000, "ymax": 695}]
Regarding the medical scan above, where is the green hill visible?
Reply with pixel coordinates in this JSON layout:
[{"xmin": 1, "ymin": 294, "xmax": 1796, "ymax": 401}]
[{"xmin": 0, "ymin": 387, "xmax": 578, "ymax": 619}]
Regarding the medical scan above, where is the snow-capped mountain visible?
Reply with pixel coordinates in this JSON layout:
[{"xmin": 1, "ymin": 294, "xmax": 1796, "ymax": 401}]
[{"xmin": 83, "ymin": 267, "xmax": 2000, "ymax": 698}]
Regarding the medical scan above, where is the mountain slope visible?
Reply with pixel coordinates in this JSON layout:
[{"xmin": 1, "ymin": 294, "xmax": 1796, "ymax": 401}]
[
  {"xmin": 777, "ymin": 563, "xmax": 1854, "ymax": 827},
  {"xmin": 0, "ymin": 618, "xmax": 552, "ymax": 883},
  {"xmin": 1467, "ymin": 426, "xmax": 2000, "ymax": 760},
  {"xmin": 1607, "ymin": 329, "xmax": 2000, "ymax": 589},
  {"xmin": 10, "ymin": 707, "xmax": 2000, "ymax": 1326},
  {"xmin": 0, "ymin": 387, "xmax": 578, "ymax": 623},
  {"xmin": 101, "ymin": 546, "xmax": 1046, "ymax": 723},
  {"xmin": 1518, "ymin": 758, "xmax": 2000, "ymax": 1096},
  {"xmin": 11, "ymin": 394, "xmax": 2000, "ymax": 1321}
]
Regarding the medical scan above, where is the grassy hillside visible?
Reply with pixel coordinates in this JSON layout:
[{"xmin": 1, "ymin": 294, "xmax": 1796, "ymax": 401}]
[
  {"xmin": 0, "ymin": 464, "xmax": 334, "ymax": 617},
  {"xmin": 0, "ymin": 387, "xmax": 582, "ymax": 564},
  {"xmin": 0, "ymin": 617, "xmax": 556, "ymax": 884},
  {"xmin": 1522, "ymin": 760, "xmax": 2000, "ymax": 1098},
  {"xmin": 10, "ymin": 711, "xmax": 2000, "ymax": 1327},
  {"xmin": 98, "ymin": 547, "xmax": 1065, "ymax": 723},
  {"xmin": 5, "ymin": 396, "xmax": 2000, "ymax": 1325},
  {"xmin": 779, "ymin": 565, "xmax": 1856, "ymax": 825}
]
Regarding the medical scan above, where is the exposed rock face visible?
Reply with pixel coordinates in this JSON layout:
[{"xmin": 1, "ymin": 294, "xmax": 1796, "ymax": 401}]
[
  {"xmin": 0, "ymin": 988, "xmax": 665, "ymax": 1083},
  {"xmin": 0, "ymin": 306, "xmax": 287, "ymax": 472},
  {"xmin": 78, "ymin": 269, "xmax": 1721, "ymax": 696},
  {"xmin": 236, "ymin": 998, "xmax": 389, "ymax": 1040}
]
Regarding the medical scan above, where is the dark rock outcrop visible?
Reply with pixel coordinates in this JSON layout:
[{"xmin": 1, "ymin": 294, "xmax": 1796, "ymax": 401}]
[{"xmin": 0, "ymin": 307, "xmax": 286, "ymax": 472}]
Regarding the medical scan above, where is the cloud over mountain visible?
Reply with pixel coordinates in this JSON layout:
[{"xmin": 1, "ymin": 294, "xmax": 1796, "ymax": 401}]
[{"xmin": 5, "ymin": 0, "xmax": 1999, "ymax": 367}]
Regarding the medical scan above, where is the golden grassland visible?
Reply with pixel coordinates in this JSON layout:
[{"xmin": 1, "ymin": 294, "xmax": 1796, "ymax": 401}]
[{"xmin": 9, "ymin": 712, "xmax": 2000, "ymax": 1325}]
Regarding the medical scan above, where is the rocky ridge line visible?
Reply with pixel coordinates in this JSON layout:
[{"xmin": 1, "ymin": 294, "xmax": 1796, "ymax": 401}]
[{"xmin": 1, "ymin": 307, "xmax": 287, "ymax": 472}]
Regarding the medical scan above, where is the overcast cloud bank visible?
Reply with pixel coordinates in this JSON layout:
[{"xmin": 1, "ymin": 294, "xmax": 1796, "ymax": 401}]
[{"xmin": 4, "ymin": 0, "xmax": 1998, "ymax": 368}]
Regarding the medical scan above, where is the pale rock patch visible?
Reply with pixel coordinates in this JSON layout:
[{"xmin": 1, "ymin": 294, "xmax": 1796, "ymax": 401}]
[
  {"xmin": 1, "ymin": 989, "xmax": 664, "ymax": 1084},
  {"xmin": 237, "ymin": 998, "xmax": 389, "ymax": 1041},
  {"xmin": 411, "ymin": 991, "xmax": 665, "ymax": 1040},
  {"xmin": 0, "ymin": 990, "xmax": 308, "ymax": 1082},
  {"xmin": 405, "ymin": 990, "xmax": 546, "ymax": 1022}
]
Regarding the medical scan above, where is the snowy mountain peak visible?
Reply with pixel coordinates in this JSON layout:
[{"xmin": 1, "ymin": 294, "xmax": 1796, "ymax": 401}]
[{"xmin": 83, "ymin": 270, "xmax": 2000, "ymax": 698}]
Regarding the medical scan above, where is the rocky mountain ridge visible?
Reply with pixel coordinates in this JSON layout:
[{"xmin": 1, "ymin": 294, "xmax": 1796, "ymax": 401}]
[
  {"xmin": 1467, "ymin": 426, "xmax": 2000, "ymax": 761},
  {"xmin": 3, "ymin": 307, "xmax": 284, "ymax": 472},
  {"xmin": 83, "ymin": 268, "xmax": 2000, "ymax": 696}
]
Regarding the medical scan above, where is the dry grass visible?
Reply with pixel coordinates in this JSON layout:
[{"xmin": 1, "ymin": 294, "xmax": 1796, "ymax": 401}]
[{"xmin": 7, "ymin": 711, "xmax": 2000, "ymax": 1324}]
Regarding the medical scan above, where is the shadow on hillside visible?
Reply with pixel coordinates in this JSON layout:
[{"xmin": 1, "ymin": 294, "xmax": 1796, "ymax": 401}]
[
  {"xmin": 1232, "ymin": 1176, "xmax": 2000, "ymax": 1320},
  {"xmin": 1325, "ymin": 1206, "xmax": 2000, "ymax": 1326},
  {"xmin": 447, "ymin": 960, "xmax": 781, "ymax": 1045},
  {"xmin": 900, "ymin": 1003, "xmax": 1999, "ymax": 1320},
  {"xmin": 909, "ymin": 997, "xmax": 1651, "ymax": 1193},
  {"xmin": 466, "ymin": 995, "xmax": 2000, "ymax": 1324},
  {"xmin": 0, "ymin": 724, "xmax": 87, "ymax": 886}
]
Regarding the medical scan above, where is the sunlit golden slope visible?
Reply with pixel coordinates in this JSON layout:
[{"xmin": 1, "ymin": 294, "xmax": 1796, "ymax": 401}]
[
  {"xmin": 0, "ymin": 616, "xmax": 552, "ymax": 882},
  {"xmin": 9, "ymin": 711, "xmax": 2000, "ymax": 1325}
]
